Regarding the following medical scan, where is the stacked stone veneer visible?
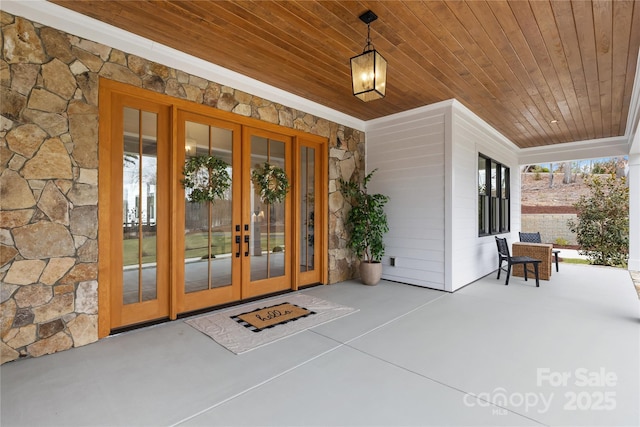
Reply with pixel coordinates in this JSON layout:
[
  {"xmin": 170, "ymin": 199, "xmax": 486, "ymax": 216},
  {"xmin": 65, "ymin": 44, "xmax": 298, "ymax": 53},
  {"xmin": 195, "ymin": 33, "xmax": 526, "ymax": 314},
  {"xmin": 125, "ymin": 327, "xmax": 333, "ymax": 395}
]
[{"xmin": 1, "ymin": 12, "xmax": 363, "ymax": 364}]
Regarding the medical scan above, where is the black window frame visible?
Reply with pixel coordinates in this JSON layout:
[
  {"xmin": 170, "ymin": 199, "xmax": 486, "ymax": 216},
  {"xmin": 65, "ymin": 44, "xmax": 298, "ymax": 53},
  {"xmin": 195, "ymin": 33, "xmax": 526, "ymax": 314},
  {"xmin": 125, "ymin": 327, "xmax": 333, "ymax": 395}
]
[{"xmin": 478, "ymin": 154, "xmax": 510, "ymax": 236}]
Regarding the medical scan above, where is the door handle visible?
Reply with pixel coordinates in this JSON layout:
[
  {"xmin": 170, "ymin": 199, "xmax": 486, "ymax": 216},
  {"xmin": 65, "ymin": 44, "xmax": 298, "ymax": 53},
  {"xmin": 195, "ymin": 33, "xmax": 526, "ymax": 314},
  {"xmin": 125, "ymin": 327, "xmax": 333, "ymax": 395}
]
[
  {"xmin": 235, "ymin": 235, "xmax": 241, "ymax": 258},
  {"xmin": 244, "ymin": 235, "xmax": 250, "ymax": 257}
]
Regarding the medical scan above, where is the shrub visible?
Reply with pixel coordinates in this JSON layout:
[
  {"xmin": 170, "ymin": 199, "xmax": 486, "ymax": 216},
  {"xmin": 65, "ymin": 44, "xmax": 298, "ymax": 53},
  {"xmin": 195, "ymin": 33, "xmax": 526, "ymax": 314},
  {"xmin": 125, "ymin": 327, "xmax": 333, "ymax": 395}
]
[
  {"xmin": 591, "ymin": 159, "xmax": 617, "ymax": 175},
  {"xmin": 554, "ymin": 237, "xmax": 569, "ymax": 246},
  {"xmin": 567, "ymin": 175, "xmax": 629, "ymax": 267}
]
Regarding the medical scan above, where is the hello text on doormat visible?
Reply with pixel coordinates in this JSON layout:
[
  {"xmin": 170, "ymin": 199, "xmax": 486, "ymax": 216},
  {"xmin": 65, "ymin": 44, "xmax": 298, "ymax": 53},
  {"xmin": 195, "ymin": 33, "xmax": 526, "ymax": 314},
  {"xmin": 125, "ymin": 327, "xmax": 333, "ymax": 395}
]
[{"xmin": 232, "ymin": 302, "xmax": 316, "ymax": 332}]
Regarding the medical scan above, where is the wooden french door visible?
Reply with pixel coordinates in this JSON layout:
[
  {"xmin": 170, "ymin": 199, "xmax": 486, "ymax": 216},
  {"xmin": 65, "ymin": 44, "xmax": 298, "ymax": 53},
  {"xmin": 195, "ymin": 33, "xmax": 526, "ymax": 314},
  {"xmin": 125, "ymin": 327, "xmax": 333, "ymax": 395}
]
[
  {"xmin": 100, "ymin": 80, "xmax": 325, "ymax": 334},
  {"xmin": 175, "ymin": 111, "xmax": 242, "ymax": 313},
  {"xmin": 175, "ymin": 119, "xmax": 293, "ymax": 313},
  {"xmin": 106, "ymin": 94, "xmax": 171, "ymax": 328},
  {"xmin": 241, "ymin": 127, "xmax": 293, "ymax": 299}
]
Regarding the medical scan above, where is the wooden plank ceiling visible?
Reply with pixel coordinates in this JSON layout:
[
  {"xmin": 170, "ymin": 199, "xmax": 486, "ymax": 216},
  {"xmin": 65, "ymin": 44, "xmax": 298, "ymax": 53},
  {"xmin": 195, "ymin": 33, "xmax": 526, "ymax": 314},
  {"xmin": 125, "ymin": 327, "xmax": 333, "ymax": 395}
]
[{"xmin": 51, "ymin": 0, "xmax": 640, "ymax": 149}]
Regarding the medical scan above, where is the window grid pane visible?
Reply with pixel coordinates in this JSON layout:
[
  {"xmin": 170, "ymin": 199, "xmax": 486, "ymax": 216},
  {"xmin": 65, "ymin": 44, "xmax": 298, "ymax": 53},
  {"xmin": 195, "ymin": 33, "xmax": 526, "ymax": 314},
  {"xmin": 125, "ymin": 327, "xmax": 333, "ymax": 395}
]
[{"xmin": 478, "ymin": 154, "xmax": 510, "ymax": 236}]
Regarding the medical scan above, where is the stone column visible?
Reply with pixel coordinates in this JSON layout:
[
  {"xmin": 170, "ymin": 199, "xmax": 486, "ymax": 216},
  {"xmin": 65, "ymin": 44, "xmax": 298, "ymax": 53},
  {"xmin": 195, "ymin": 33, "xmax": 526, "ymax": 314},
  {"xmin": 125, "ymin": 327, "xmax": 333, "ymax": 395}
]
[{"xmin": 628, "ymin": 153, "xmax": 640, "ymax": 271}]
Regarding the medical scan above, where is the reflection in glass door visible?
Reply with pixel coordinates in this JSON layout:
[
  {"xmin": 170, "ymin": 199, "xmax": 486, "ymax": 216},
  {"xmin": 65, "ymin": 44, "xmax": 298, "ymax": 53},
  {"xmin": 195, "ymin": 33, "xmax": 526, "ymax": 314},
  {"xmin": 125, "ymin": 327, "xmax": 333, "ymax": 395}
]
[
  {"xmin": 177, "ymin": 112, "xmax": 241, "ymax": 313},
  {"xmin": 122, "ymin": 108, "xmax": 159, "ymax": 305},
  {"xmin": 297, "ymin": 140, "xmax": 323, "ymax": 287},
  {"xmin": 108, "ymin": 94, "xmax": 170, "ymax": 330},
  {"xmin": 250, "ymin": 136, "xmax": 286, "ymax": 281},
  {"xmin": 101, "ymin": 81, "xmax": 326, "ymax": 333},
  {"xmin": 243, "ymin": 130, "xmax": 291, "ymax": 298},
  {"xmin": 300, "ymin": 146, "xmax": 315, "ymax": 273},
  {"xmin": 183, "ymin": 121, "xmax": 233, "ymax": 292}
]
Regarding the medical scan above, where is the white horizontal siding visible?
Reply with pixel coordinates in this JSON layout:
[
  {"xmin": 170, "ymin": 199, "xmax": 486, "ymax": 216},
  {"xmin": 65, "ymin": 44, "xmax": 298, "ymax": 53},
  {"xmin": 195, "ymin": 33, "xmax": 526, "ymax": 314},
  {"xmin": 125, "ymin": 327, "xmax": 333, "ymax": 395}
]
[
  {"xmin": 449, "ymin": 103, "xmax": 520, "ymax": 291},
  {"xmin": 364, "ymin": 100, "xmax": 520, "ymax": 292},
  {"xmin": 386, "ymin": 240, "xmax": 444, "ymax": 255},
  {"xmin": 386, "ymin": 224, "xmax": 445, "ymax": 240},
  {"xmin": 367, "ymin": 155, "xmax": 444, "ymax": 173},
  {"xmin": 383, "ymin": 246, "xmax": 444, "ymax": 260},
  {"xmin": 367, "ymin": 108, "xmax": 447, "ymax": 290}
]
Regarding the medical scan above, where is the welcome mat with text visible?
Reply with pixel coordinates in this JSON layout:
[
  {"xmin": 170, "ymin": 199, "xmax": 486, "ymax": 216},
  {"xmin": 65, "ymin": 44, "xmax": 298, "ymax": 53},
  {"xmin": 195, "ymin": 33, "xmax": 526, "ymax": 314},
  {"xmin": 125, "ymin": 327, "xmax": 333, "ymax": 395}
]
[
  {"xmin": 232, "ymin": 302, "xmax": 315, "ymax": 332},
  {"xmin": 185, "ymin": 294, "xmax": 358, "ymax": 354}
]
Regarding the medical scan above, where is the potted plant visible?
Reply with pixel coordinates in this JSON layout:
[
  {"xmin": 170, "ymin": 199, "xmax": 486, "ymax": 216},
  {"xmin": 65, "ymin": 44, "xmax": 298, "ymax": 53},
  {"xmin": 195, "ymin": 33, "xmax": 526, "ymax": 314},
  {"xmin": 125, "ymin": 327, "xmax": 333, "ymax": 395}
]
[{"xmin": 340, "ymin": 169, "xmax": 390, "ymax": 285}]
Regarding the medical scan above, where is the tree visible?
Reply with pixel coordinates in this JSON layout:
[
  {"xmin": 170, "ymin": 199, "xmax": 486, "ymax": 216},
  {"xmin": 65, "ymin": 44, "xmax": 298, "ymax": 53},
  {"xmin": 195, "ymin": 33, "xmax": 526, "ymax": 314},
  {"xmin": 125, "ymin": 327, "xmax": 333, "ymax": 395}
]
[
  {"xmin": 563, "ymin": 161, "xmax": 572, "ymax": 184},
  {"xmin": 567, "ymin": 174, "xmax": 629, "ymax": 267}
]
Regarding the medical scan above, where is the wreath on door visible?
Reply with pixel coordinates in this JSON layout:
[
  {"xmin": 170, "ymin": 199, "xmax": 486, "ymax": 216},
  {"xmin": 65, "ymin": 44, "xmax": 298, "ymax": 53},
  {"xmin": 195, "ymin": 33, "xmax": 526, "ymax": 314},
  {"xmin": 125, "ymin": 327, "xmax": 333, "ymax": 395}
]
[
  {"xmin": 181, "ymin": 155, "xmax": 231, "ymax": 203},
  {"xmin": 251, "ymin": 162, "xmax": 290, "ymax": 204}
]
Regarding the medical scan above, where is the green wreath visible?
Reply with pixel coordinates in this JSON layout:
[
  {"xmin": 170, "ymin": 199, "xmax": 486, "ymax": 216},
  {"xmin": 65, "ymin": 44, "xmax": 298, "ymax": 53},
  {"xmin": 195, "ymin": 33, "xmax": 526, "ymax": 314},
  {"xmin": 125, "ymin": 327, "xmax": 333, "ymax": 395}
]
[
  {"xmin": 251, "ymin": 162, "xmax": 290, "ymax": 204},
  {"xmin": 181, "ymin": 155, "xmax": 231, "ymax": 203}
]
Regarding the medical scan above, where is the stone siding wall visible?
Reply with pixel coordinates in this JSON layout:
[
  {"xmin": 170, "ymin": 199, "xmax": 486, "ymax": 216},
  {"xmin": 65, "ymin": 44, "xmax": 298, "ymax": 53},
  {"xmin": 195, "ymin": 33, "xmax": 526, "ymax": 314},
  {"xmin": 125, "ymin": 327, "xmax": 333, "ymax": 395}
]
[
  {"xmin": 521, "ymin": 214, "xmax": 578, "ymax": 245},
  {"xmin": 1, "ymin": 12, "xmax": 362, "ymax": 364}
]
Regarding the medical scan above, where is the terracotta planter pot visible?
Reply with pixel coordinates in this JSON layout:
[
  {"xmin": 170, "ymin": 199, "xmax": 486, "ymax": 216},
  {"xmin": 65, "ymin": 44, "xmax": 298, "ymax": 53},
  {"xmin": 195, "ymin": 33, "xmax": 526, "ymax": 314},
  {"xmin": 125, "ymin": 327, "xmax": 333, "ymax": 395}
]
[{"xmin": 359, "ymin": 261, "xmax": 382, "ymax": 286}]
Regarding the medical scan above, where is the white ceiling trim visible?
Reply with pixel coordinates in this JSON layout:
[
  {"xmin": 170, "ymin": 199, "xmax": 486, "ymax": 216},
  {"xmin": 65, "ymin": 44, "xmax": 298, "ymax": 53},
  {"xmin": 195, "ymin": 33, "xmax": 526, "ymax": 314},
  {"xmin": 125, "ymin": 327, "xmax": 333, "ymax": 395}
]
[
  {"xmin": 625, "ymin": 49, "xmax": 640, "ymax": 143},
  {"xmin": 518, "ymin": 136, "xmax": 630, "ymax": 165},
  {"xmin": 3, "ymin": 0, "xmax": 366, "ymax": 131},
  {"xmin": 626, "ymin": 50, "xmax": 640, "ymax": 154},
  {"xmin": 451, "ymin": 100, "xmax": 521, "ymax": 153},
  {"xmin": 630, "ymin": 130, "xmax": 640, "ymax": 155}
]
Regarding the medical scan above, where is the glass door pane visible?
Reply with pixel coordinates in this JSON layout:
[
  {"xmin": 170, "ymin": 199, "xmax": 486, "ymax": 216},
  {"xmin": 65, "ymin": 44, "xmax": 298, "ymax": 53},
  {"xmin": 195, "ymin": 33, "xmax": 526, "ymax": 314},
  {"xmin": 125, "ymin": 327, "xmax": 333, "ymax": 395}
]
[
  {"xmin": 122, "ymin": 107, "xmax": 158, "ymax": 304},
  {"xmin": 250, "ymin": 136, "xmax": 287, "ymax": 281},
  {"xmin": 177, "ymin": 111, "xmax": 241, "ymax": 314},
  {"xmin": 184, "ymin": 121, "xmax": 234, "ymax": 293},
  {"xmin": 300, "ymin": 146, "xmax": 315, "ymax": 272},
  {"xmin": 108, "ymin": 89, "xmax": 169, "ymax": 331}
]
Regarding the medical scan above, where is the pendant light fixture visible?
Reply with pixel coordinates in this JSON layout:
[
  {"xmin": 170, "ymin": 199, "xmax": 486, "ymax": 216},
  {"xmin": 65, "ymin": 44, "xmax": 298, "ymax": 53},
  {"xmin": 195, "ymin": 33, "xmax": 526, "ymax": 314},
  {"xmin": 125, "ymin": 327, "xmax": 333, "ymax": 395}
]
[{"xmin": 350, "ymin": 10, "xmax": 387, "ymax": 102}]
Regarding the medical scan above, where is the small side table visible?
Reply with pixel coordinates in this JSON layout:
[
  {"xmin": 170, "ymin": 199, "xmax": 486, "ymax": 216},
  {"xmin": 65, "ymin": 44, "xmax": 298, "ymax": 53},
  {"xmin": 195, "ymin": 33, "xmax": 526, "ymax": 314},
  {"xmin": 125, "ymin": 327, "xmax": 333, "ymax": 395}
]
[{"xmin": 512, "ymin": 242, "xmax": 553, "ymax": 280}]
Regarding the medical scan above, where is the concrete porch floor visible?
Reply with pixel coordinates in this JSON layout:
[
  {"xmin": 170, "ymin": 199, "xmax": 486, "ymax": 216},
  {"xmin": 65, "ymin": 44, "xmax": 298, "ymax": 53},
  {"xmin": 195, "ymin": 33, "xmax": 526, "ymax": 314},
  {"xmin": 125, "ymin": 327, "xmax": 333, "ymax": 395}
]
[{"xmin": 1, "ymin": 263, "xmax": 638, "ymax": 427}]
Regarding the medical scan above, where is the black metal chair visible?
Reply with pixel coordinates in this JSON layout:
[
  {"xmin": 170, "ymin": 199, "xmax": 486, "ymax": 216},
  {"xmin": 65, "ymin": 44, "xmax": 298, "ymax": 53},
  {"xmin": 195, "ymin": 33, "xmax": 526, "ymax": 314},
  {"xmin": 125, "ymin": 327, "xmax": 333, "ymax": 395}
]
[
  {"xmin": 495, "ymin": 237, "xmax": 541, "ymax": 287},
  {"xmin": 519, "ymin": 232, "xmax": 560, "ymax": 272}
]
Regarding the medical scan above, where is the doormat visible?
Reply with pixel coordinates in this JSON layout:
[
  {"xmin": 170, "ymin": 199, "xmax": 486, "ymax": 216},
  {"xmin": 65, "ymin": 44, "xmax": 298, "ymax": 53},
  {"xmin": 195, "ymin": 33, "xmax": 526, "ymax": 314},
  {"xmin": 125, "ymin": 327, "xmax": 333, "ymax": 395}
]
[
  {"xmin": 233, "ymin": 302, "xmax": 315, "ymax": 332},
  {"xmin": 185, "ymin": 294, "xmax": 358, "ymax": 354}
]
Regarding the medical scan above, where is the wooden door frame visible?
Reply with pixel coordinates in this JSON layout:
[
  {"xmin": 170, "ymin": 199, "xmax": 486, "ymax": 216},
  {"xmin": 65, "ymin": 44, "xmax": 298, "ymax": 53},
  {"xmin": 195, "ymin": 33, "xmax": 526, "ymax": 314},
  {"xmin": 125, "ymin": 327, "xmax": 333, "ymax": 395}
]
[
  {"xmin": 111, "ymin": 95, "xmax": 172, "ymax": 328},
  {"xmin": 98, "ymin": 80, "xmax": 175, "ymax": 336},
  {"xmin": 292, "ymin": 137, "xmax": 328, "ymax": 289},
  {"xmin": 98, "ymin": 79, "xmax": 328, "ymax": 338}
]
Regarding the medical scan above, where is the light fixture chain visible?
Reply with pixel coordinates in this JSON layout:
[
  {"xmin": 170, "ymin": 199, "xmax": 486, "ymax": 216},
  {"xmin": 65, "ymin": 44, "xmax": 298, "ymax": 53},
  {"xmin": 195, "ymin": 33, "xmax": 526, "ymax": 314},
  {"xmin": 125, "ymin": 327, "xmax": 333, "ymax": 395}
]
[{"xmin": 364, "ymin": 23, "xmax": 374, "ymax": 52}]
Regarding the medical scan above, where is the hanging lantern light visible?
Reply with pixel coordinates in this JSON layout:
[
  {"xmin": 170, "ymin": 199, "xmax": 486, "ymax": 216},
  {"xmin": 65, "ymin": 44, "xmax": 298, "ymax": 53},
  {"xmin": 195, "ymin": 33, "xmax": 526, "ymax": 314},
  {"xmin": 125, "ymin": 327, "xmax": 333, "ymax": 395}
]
[{"xmin": 350, "ymin": 10, "xmax": 387, "ymax": 102}]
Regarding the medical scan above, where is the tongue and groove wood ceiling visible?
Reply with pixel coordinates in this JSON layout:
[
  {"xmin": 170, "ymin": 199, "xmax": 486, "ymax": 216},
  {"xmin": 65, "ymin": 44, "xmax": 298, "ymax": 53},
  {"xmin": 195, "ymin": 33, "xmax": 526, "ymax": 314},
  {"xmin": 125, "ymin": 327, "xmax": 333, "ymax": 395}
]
[{"xmin": 51, "ymin": 0, "xmax": 640, "ymax": 149}]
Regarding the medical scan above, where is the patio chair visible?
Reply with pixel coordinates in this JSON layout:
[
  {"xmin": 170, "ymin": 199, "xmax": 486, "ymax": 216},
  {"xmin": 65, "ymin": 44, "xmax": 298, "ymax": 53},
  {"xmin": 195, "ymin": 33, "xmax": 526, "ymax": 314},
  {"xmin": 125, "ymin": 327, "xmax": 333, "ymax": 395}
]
[
  {"xmin": 495, "ymin": 237, "xmax": 541, "ymax": 287},
  {"xmin": 519, "ymin": 232, "xmax": 560, "ymax": 272}
]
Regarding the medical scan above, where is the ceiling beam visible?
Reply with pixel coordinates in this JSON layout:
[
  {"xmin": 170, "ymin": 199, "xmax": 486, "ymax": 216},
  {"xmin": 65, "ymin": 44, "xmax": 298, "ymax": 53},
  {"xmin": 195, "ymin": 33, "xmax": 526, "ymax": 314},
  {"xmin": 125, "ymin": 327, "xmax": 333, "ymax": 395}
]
[{"xmin": 518, "ymin": 136, "xmax": 630, "ymax": 165}]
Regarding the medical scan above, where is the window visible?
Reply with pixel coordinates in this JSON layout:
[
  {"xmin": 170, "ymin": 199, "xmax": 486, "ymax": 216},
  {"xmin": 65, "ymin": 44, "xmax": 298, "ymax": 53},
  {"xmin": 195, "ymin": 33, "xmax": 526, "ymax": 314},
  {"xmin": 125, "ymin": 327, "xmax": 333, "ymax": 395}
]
[{"xmin": 478, "ymin": 154, "xmax": 510, "ymax": 235}]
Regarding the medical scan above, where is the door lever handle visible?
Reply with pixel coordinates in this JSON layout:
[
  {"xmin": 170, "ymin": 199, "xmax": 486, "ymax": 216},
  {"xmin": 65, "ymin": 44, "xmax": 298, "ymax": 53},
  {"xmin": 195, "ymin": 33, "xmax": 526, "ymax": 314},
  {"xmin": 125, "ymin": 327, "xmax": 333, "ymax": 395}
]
[
  {"xmin": 235, "ymin": 235, "xmax": 241, "ymax": 258},
  {"xmin": 244, "ymin": 235, "xmax": 250, "ymax": 257}
]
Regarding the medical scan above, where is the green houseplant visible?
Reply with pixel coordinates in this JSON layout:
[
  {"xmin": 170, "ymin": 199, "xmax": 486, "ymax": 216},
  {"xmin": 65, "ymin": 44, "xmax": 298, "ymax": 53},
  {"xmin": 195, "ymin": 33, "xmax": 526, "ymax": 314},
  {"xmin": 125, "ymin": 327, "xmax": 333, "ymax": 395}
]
[{"xmin": 340, "ymin": 169, "xmax": 390, "ymax": 285}]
